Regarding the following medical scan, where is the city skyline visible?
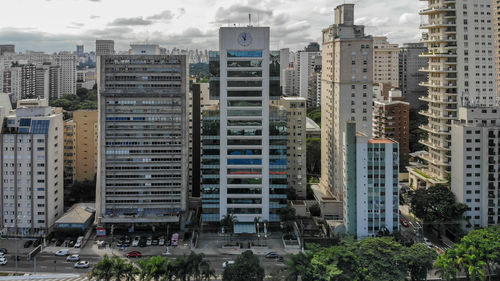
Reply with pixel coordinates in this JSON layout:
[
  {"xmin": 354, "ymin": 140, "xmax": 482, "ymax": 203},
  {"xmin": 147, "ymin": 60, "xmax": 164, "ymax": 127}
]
[{"xmin": 1, "ymin": 0, "xmax": 424, "ymax": 53}]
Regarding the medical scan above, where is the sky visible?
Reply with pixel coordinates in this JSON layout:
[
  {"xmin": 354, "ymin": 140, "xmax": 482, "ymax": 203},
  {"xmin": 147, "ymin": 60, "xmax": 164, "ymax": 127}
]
[{"xmin": 0, "ymin": 0, "xmax": 426, "ymax": 53}]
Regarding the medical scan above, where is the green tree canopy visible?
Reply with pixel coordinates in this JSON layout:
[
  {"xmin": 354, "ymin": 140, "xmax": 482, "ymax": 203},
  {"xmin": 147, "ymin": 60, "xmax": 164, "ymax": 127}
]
[
  {"xmin": 403, "ymin": 243, "xmax": 438, "ymax": 281},
  {"xmin": 223, "ymin": 250, "xmax": 265, "ymax": 281}
]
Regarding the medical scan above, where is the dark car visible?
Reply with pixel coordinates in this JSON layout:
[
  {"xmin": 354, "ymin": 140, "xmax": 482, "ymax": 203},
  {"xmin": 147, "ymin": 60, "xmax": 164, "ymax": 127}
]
[
  {"xmin": 23, "ymin": 240, "xmax": 33, "ymax": 248},
  {"xmin": 139, "ymin": 238, "xmax": 147, "ymax": 247},
  {"xmin": 33, "ymin": 239, "xmax": 41, "ymax": 247},
  {"xmin": 68, "ymin": 240, "xmax": 75, "ymax": 247},
  {"xmin": 265, "ymin": 252, "xmax": 279, "ymax": 259},
  {"xmin": 0, "ymin": 248, "xmax": 7, "ymax": 254},
  {"xmin": 56, "ymin": 240, "xmax": 64, "ymax": 246},
  {"xmin": 127, "ymin": 251, "xmax": 142, "ymax": 258},
  {"xmin": 124, "ymin": 236, "xmax": 131, "ymax": 244},
  {"xmin": 152, "ymin": 239, "xmax": 159, "ymax": 246}
]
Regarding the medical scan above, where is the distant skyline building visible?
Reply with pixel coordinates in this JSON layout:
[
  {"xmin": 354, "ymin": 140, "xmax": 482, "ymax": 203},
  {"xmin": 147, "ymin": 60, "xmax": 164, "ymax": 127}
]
[
  {"xmin": 95, "ymin": 40, "xmax": 115, "ymax": 56},
  {"xmin": 76, "ymin": 45, "xmax": 84, "ymax": 57},
  {"xmin": 320, "ymin": 4, "xmax": 373, "ymax": 203},
  {"xmin": 0, "ymin": 44, "xmax": 15, "ymax": 56},
  {"xmin": 96, "ymin": 44, "xmax": 189, "ymax": 230},
  {"xmin": 373, "ymin": 36, "xmax": 399, "ymax": 88},
  {"xmin": 399, "ymin": 43, "xmax": 428, "ymax": 109},
  {"xmin": 53, "ymin": 53, "xmax": 76, "ymax": 96},
  {"xmin": 297, "ymin": 47, "xmax": 321, "ymax": 100}
]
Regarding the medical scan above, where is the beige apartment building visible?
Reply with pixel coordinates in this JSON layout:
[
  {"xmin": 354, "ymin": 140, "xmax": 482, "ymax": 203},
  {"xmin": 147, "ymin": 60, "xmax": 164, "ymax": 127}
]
[
  {"xmin": 272, "ymin": 97, "xmax": 307, "ymax": 198},
  {"xmin": 64, "ymin": 120, "xmax": 76, "ymax": 184},
  {"xmin": 373, "ymin": 36, "xmax": 399, "ymax": 88},
  {"xmin": 320, "ymin": 4, "xmax": 373, "ymax": 202},
  {"xmin": 73, "ymin": 110, "xmax": 98, "ymax": 182}
]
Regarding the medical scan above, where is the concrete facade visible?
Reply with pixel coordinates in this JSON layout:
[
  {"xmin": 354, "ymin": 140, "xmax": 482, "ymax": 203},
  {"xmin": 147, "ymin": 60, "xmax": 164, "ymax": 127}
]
[
  {"xmin": 451, "ymin": 107, "xmax": 500, "ymax": 230},
  {"xmin": 96, "ymin": 47, "xmax": 189, "ymax": 229},
  {"xmin": 373, "ymin": 36, "xmax": 399, "ymax": 88},
  {"xmin": 0, "ymin": 101, "xmax": 64, "ymax": 237},
  {"xmin": 399, "ymin": 43, "xmax": 428, "ymax": 109},
  {"xmin": 320, "ymin": 4, "xmax": 373, "ymax": 205},
  {"xmin": 63, "ymin": 119, "xmax": 76, "ymax": 185},
  {"xmin": 73, "ymin": 110, "xmax": 98, "ymax": 182},
  {"xmin": 95, "ymin": 40, "xmax": 115, "ymax": 56}
]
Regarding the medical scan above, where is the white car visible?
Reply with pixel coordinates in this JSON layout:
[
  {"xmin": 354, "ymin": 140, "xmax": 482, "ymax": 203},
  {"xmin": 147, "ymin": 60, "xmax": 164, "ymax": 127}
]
[
  {"xmin": 66, "ymin": 254, "xmax": 80, "ymax": 262},
  {"xmin": 424, "ymin": 238, "xmax": 433, "ymax": 248},
  {"xmin": 0, "ymin": 257, "xmax": 7, "ymax": 265},
  {"xmin": 132, "ymin": 236, "xmax": 140, "ymax": 247},
  {"xmin": 0, "ymin": 253, "xmax": 5, "ymax": 258},
  {"xmin": 146, "ymin": 237, "xmax": 152, "ymax": 246},
  {"xmin": 74, "ymin": 261, "xmax": 89, "ymax": 268},
  {"xmin": 222, "ymin": 261, "xmax": 235, "ymax": 268},
  {"xmin": 158, "ymin": 236, "xmax": 165, "ymax": 246},
  {"xmin": 55, "ymin": 249, "xmax": 69, "ymax": 256}
]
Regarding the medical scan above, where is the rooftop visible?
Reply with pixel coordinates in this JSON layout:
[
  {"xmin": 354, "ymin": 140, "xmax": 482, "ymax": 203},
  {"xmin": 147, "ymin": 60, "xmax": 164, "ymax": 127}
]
[
  {"xmin": 368, "ymin": 138, "xmax": 394, "ymax": 144},
  {"xmin": 306, "ymin": 117, "xmax": 321, "ymax": 130},
  {"xmin": 55, "ymin": 203, "xmax": 95, "ymax": 225}
]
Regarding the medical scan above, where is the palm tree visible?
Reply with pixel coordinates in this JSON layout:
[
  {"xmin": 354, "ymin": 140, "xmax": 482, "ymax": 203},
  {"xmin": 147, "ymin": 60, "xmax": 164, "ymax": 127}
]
[
  {"xmin": 200, "ymin": 260, "xmax": 216, "ymax": 281},
  {"xmin": 122, "ymin": 262, "xmax": 138, "ymax": 281},
  {"xmin": 111, "ymin": 256, "xmax": 130, "ymax": 281},
  {"xmin": 88, "ymin": 255, "xmax": 115, "ymax": 281},
  {"xmin": 220, "ymin": 214, "xmax": 238, "ymax": 244},
  {"xmin": 187, "ymin": 252, "xmax": 205, "ymax": 281}
]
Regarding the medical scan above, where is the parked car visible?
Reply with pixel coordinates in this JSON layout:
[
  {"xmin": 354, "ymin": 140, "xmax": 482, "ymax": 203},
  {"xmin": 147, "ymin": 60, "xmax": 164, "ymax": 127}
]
[
  {"xmin": 68, "ymin": 240, "xmax": 75, "ymax": 247},
  {"xmin": 56, "ymin": 240, "xmax": 64, "ymax": 247},
  {"xmin": 146, "ymin": 237, "xmax": 152, "ymax": 246},
  {"xmin": 400, "ymin": 217, "xmax": 409, "ymax": 227},
  {"xmin": 0, "ymin": 249, "xmax": 7, "ymax": 254},
  {"xmin": 74, "ymin": 261, "xmax": 89, "ymax": 268},
  {"xmin": 424, "ymin": 238, "xmax": 433, "ymax": 248},
  {"xmin": 0, "ymin": 257, "xmax": 7, "ymax": 265},
  {"xmin": 222, "ymin": 261, "xmax": 235, "ymax": 268},
  {"xmin": 33, "ymin": 239, "xmax": 41, "ymax": 247},
  {"xmin": 171, "ymin": 233, "xmax": 179, "ymax": 246},
  {"xmin": 139, "ymin": 238, "xmax": 146, "ymax": 247},
  {"xmin": 66, "ymin": 254, "xmax": 80, "ymax": 262},
  {"xmin": 132, "ymin": 236, "xmax": 140, "ymax": 247},
  {"xmin": 74, "ymin": 236, "xmax": 84, "ymax": 248},
  {"xmin": 55, "ymin": 249, "xmax": 69, "ymax": 256},
  {"xmin": 0, "ymin": 253, "xmax": 5, "ymax": 258},
  {"xmin": 127, "ymin": 251, "xmax": 142, "ymax": 258},
  {"xmin": 152, "ymin": 238, "xmax": 159, "ymax": 246},
  {"xmin": 265, "ymin": 252, "xmax": 280, "ymax": 259},
  {"xmin": 23, "ymin": 240, "xmax": 33, "ymax": 248},
  {"xmin": 158, "ymin": 236, "xmax": 165, "ymax": 246},
  {"xmin": 124, "ymin": 236, "xmax": 131, "ymax": 244}
]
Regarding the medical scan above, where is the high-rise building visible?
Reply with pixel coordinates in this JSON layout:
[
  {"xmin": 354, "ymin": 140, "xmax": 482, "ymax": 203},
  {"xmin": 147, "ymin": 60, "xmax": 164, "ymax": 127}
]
[
  {"xmin": 283, "ymin": 65, "xmax": 299, "ymax": 96},
  {"xmin": 373, "ymin": 88, "xmax": 410, "ymax": 168},
  {"xmin": 48, "ymin": 65, "xmax": 61, "ymax": 99},
  {"xmin": 308, "ymin": 55, "xmax": 322, "ymax": 108},
  {"xmin": 53, "ymin": 53, "xmax": 76, "ymax": 96},
  {"xmin": 298, "ymin": 47, "xmax": 321, "ymax": 99},
  {"xmin": 96, "ymin": 44, "xmax": 189, "ymax": 230},
  {"xmin": 272, "ymin": 97, "xmax": 307, "ymax": 199},
  {"xmin": 73, "ymin": 110, "xmax": 98, "ymax": 182},
  {"xmin": 201, "ymin": 27, "xmax": 288, "ymax": 228},
  {"xmin": 10, "ymin": 63, "xmax": 36, "ymax": 103},
  {"xmin": 399, "ymin": 43, "xmax": 428, "ymax": 109},
  {"xmin": 0, "ymin": 45, "xmax": 15, "ymax": 56},
  {"xmin": 494, "ymin": 1, "xmax": 500, "ymax": 96},
  {"xmin": 76, "ymin": 45, "xmax": 84, "ymax": 57},
  {"xmin": 373, "ymin": 36, "xmax": 399, "ymax": 88},
  {"xmin": 409, "ymin": 0, "xmax": 496, "ymax": 188},
  {"xmin": 63, "ymin": 119, "xmax": 76, "ymax": 185},
  {"xmin": 95, "ymin": 40, "xmax": 115, "ymax": 56},
  {"xmin": 0, "ymin": 99, "xmax": 64, "ymax": 237},
  {"xmin": 35, "ymin": 65, "xmax": 50, "ymax": 100},
  {"xmin": 320, "ymin": 4, "xmax": 373, "ymax": 202},
  {"xmin": 343, "ymin": 122, "xmax": 399, "ymax": 237},
  {"xmin": 451, "ymin": 107, "xmax": 500, "ymax": 230}
]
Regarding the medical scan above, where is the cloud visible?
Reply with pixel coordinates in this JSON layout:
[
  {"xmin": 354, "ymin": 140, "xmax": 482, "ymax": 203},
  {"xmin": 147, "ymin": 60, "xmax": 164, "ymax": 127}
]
[
  {"xmin": 177, "ymin": 8, "xmax": 186, "ymax": 19},
  {"xmin": 213, "ymin": 4, "xmax": 273, "ymax": 24},
  {"xmin": 147, "ymin": 10, "xmax": 175, "ymax": 21},
  {"xmin": 89, "ymin": 15, "xmax": 100, "ymax": 19},
  {"xmin": 399, "ymin": 13, "xmax": 419, "ymax": 25},
  {"xmin": 108, "ymin": 17, "xmax": 152, "ymax": 26}
]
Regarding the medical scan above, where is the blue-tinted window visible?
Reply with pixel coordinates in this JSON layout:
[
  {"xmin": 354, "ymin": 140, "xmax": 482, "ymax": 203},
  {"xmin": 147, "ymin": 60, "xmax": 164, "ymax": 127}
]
[
  {"xmin": 19, "ymin": 118, "xmax": 31, "ymax": 127},
  {"xmin": 19, "ymin": 128, "xmax": 30, "ymax": 134},
  {"xmin": 31, "ymin": 120, "xmax": 50, "ymax": 134},
  {"xmin": 227, "ymin": 50, "xmax": 262, "ymax": 58},
  {"xmin": 228, "ymin": 159, "xmax": 262, "ymax": 165}
]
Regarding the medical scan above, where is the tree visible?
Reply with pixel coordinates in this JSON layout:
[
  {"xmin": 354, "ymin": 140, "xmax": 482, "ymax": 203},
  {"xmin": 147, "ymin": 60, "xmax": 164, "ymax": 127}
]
[
  {"xmin": 409, "ymin": 184, "xmax": 467, "ymax": 232},
  {"xmin": 435, "ymin": 226, "xmax": 500, "ymax": 281},
  {"xmin": 137, "ymin": 256, "xmax": 175, "ymax": 281},
  {"xmin": 308, "ymin": 203, "xmax": 321, "ymax": 217},
  {"xmin": 306, "ymin": 107, "xmax": 321, "ymax": 125},
  {"xmin": 354, "ymin": 237, "xmax": 408, "ymax": 281},
  {"xmin": 403, "ymin": 243, "xmax": 438, "ymax": 281},
  {"xmin": 223, "ymin": 250, "xmax": 265, "ymax": 281},
  {"xmin": 310, "ymin": 245, "xmax": 360, "ymax": 281},
  {"xmin": 306, "ymin": 138, "xmax": 321, "ymax": 176},
  {"xmin": 285, "ymin": 252, "xmax": 314, "ymax": 281},
  {"xmin": 200, "ymin": 260, "xmax": 216, "ymax": 281},
  {"xmin": 88, "ymin": 255, "xmax": 114, "ymax": 281}
]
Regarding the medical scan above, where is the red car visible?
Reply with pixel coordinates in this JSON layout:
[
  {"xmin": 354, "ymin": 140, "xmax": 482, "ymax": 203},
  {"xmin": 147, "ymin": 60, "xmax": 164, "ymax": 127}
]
[
  {"xmin": 127, "ymin": 251, "xmax": 142, "ymax": 258},
  {"xmin": 400, "ymin": 217, "xmax": 409, "ymax": 227}
]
